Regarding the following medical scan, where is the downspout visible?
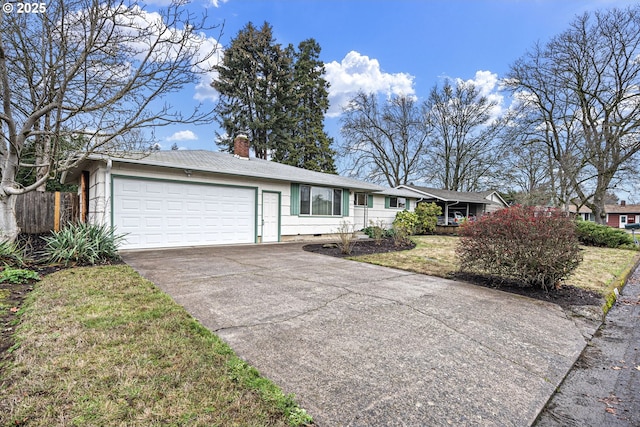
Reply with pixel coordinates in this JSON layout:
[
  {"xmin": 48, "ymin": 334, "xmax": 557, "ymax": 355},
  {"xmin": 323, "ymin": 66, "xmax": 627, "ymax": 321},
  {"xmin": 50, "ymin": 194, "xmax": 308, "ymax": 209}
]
[
  {"xmin": 105, "ymin": 159, "xmax": 112, "ymax": 227},
  {"xmin": 446, "ymin": 200, "xmax": 460, "ymax": 225}
]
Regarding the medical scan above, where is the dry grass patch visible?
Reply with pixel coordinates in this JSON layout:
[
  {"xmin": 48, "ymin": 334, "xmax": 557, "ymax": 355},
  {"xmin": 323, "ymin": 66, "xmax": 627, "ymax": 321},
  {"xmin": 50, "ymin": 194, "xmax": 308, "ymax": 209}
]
[
  {"xmin": 352, "ymin": 235, "xmax": 638, "ymax": 296},
  {"xmin": 351, "ymin": 235, "xmax": 459, "ymax": 278},
  {"xmin": 565, "ymin": 246, "xmax": 639, "ymax": 295},
  {"xmin": 0, "ymin": 265, "xmax": 311, "ymax": 427}
]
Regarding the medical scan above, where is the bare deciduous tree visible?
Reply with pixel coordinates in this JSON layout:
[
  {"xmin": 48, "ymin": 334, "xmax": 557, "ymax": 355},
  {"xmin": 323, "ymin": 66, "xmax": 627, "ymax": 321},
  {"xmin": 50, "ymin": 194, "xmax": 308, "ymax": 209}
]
[
  {"xmin": 0, "ymin": 0, "xmax": 219, "ymax": 240},
  {"xmin": 423, "ymin": 79, "xmax": 506, "ymax": 192},
  {"xmin": 339, "ymin": 92, "xmax": 428, "ymax": 187},
  {"xmin": 506, "ymin": 6, "xmax": 640, "ymax": 223}
]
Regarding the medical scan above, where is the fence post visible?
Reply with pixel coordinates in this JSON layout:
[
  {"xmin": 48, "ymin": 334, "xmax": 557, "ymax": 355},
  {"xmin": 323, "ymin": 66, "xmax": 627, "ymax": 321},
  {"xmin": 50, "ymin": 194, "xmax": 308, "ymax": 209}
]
[{"xmin": 54, "ymin": 191, "xmax": 61, "ymax": 232}]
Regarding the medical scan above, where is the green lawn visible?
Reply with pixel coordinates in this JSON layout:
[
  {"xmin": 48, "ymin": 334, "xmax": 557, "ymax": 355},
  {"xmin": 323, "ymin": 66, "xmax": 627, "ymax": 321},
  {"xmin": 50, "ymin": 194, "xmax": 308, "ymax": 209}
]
[
  {"xmin": 0, "ymin": 265, "xmax": 311, "ymax": 427},
  {"xmin": 352, "ymin": 235, "xmax": 639, "ymax": 296}
]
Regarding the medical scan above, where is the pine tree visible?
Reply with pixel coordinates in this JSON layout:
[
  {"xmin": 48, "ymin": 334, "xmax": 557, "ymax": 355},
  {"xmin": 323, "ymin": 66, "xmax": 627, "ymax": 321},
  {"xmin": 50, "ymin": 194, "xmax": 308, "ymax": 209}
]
[
  {"xmin": 274, "ymin": 39, "xmax": 336, "ymax": 173},
  {"xmin": 212, "ymin": 24, "xmax": 335, "ymax": 172},
  {"xmin": 212, "ymin": 22, "xmax": 294, "ymax": 159}
]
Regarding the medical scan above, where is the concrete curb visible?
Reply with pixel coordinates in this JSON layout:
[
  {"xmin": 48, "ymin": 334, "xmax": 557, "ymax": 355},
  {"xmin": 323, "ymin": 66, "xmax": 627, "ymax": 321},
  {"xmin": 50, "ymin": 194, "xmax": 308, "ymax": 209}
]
[{"xmin": 601, "ymin": 253, "xmax": 640, "ymax": 315}]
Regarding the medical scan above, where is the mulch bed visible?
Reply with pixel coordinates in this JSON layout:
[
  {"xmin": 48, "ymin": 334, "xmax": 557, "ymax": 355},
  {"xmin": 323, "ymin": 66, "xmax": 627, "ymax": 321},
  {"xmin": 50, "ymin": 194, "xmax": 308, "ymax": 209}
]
[
  {"xmin": 451, "ymin": 271, "xmax": 603, "ymax": 309},
  {"xmin": 304, "ymin": 238, "xmax": 603, "ymax": 310},
  {"xmin": 303, "ymin": 238, "xmax": 415, "ymax": 257}
]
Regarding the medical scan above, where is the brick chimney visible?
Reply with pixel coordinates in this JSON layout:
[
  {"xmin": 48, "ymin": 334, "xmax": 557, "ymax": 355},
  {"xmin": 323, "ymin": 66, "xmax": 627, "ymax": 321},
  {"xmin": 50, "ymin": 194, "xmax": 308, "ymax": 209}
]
[
  {"xmin": 233, "ymin": 134, "xmax": 250, "ymax": 159},
  {"xmin": 621, "ymin": 200, "xmax": 626, "ymax": 207}
]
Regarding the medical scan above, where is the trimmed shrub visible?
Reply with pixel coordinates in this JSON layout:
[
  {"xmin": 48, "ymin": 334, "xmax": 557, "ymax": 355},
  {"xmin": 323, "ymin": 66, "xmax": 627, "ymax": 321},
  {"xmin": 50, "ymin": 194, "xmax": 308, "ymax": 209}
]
[
  {"xmin": 43, "ymin": 222, "xmax": 124, "ymax": 266},
  {"xmin": 415, "ymin": 202, "xmax": 442, "ymax": 234},
  {"xmin": 575, "ymin": 219, "xmax": 637, "ymax": 249},
  {"xmin": 392, "ymin": 211, "xmax": 418, "ymax": 246},
  {"xmin": 393, "ymin": 211, "xmax": 418, "ymax": 234},
  {"xmin": 457, "ymin": 205, "xmax": 582, "ymax": 291}
]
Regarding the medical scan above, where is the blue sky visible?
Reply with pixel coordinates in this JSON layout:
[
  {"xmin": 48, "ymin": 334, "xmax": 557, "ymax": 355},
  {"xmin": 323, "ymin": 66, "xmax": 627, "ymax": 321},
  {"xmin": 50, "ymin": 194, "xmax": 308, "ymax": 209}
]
[{"xmin": 147, "ymin": 0, "xmax": 639, "ymax": 179}]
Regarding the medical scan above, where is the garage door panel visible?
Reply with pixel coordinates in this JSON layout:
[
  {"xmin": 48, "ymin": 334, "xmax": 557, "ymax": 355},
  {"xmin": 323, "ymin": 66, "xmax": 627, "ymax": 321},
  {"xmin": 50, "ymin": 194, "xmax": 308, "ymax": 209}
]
[
  {"xmin": 145, "ymin": 200, "xmax": 162, "ymax": 211},
  {"xmin": 113, "ymin": 177, "xmax": 255, "ymax": 249},
  {"xmin": 145, "ymin": 182, "xmax": 164, "ymax": 194},
  {"xmin": 121, "ymin": 199, "xmax": 141, "ymax": 210}
]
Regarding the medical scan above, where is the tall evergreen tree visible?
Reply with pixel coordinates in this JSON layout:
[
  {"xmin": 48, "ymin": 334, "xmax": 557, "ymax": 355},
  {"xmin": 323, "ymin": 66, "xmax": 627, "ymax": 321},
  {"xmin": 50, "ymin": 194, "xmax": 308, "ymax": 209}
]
[
  {"xmin": 275, "ymin": 39, "xmax": 336, "ymax": 173},
  {"xmin": 212, "ymin": 23, "xmax": 335, "ymax": 171},
  {"xmin": 212, "ymin": 22, "xmax": 293, "ymax": 159}
]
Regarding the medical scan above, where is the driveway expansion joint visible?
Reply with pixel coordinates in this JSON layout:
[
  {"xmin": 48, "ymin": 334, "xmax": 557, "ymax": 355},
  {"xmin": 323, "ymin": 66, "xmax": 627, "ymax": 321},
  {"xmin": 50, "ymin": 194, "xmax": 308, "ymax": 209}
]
[{"xmin": 211, "ymin": 290, "xmax": 354, "ymax": 333}]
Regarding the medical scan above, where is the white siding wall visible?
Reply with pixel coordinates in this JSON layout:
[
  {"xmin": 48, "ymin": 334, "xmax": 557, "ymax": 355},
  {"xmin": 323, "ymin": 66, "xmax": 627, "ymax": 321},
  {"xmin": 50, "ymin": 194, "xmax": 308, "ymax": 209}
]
[
  {"xmin": 353, "ymin": 194, "xmax": 414, "ymax": 230},
  {"xmin": 87, "ymin": 164, "xmax": 108, "ymax": 225},
  {"xmin": 86, "ymin": 162, "xmax": 423, "ymax": 244},
  {"xmin": 90, "ymin": 163, "xmax": 365, "ymax": 242}
]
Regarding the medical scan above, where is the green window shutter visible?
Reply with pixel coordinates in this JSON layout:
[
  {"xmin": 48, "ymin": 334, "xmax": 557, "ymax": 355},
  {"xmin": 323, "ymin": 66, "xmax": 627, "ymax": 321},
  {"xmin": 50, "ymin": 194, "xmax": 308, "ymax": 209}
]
[
  {"xmin": 367, "ymin": 194, "xmax": 373, "ymax": 208},
  {"xmin": 342, "ymin": 189, "xmax": 349, "ymax": 217},
  {"xmin": 406, "ymin": 200, "xmax": 411, "ymax": 210},
  {"xmin": 385, "ymin": 196, "xmax": 390, "ymax": 209},
  {"xmin": 290, "ymin": 183, "xmax": 300, "ymax": 215}
]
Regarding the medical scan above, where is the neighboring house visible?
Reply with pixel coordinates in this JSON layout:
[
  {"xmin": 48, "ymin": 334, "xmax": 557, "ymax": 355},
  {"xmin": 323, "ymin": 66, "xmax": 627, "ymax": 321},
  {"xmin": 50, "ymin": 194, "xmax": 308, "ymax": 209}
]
[
  {"xmin": 62, "ymin": 137, "xmax": 418, "ymax": 250},
  {"xmin": 606, "ymin": 201, "xmax": 640, "ymax": 228},
  {"xmin": 570, "ymin": 201, "xmax": 640, "ymax": 229},
  {"xmin": 394, "ymin": 185, "xmax": 508, "ymax": 225},
  {"xmin": 573, "ymin": 205, "xmax": 596, "ymax": 222}
]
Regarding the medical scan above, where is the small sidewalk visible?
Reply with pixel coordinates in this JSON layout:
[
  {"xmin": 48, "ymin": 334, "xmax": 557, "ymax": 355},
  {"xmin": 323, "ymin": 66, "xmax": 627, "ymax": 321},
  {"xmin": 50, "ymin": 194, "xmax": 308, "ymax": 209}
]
[{"xmin": 535, "ymin": 265, "xmax": 640, "ymax": 426}]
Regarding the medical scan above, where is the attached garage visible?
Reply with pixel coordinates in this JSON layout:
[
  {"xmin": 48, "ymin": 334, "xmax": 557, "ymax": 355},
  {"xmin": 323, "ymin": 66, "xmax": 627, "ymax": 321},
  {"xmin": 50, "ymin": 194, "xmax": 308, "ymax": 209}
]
[{"xmin": 112, "ymin": 176, "xmax": 257, "ymax": 250}]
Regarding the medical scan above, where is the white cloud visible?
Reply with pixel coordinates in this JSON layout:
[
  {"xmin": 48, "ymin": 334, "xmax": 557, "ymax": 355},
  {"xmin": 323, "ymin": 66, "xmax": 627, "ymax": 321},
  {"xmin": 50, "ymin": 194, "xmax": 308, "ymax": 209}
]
[
  {"xmin": 209, "ymin": 0, "xmax": 229, "ymax": 7},
  {"xmin": 193, "ymin": 36, "xmax": 224, "ymax": 102},
  {"xmin": 167, "ymin": 130, "xmax": 198, "ymax": 141},
  {"xmin": 88, "ymin": 5, "xmax": 223, "ymax": 103},
  {"xmin": 456, "ymin": 70, "xmax": 505, "ymax": 120},
  {"xmin": 324, "ymin": 51, "xmax": 415, "ymax": 117}
]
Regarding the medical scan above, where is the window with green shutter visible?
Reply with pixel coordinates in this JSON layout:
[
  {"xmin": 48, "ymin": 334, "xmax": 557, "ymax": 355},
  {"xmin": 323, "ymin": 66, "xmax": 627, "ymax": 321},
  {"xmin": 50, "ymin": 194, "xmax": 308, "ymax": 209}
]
[
  {"xmin": 290, "ymin": 183, "xmax": 300, "ymax": 215},
  {"xmin": 295, "ymin": 184, "xmax": 346, "ymax": 216},
  {"xmin": 342, "ymin": 189, "xmax": 349, "ymax": 216},
  {"xmin": 386, "ymin": 197, "xmax": 406, "ymax": 209}
]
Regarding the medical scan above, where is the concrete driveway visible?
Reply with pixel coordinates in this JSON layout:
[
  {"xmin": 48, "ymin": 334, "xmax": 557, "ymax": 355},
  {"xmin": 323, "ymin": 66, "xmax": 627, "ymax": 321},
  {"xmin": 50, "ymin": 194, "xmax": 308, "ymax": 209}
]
[{"xmin": 122, "ymin": 243, "xmax": 588, "ymax": 426}]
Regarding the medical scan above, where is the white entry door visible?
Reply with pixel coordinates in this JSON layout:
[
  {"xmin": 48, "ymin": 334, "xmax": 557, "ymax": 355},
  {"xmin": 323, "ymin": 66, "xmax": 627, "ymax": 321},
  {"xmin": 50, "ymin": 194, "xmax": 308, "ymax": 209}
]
[
  {"xmin": 620, "ymin": 215, "xmax": 627, "ymax": 229},
  {"xmin": 262, "ymin": 191, "xmax": 280, "ymax": 243}
]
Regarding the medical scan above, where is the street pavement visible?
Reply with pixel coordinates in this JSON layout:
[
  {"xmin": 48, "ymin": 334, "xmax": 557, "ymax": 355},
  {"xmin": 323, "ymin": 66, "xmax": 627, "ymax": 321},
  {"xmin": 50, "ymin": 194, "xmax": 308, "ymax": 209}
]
[{"xmin": 535, "ymin": 264, "xmax": 640, "ymax": 427}]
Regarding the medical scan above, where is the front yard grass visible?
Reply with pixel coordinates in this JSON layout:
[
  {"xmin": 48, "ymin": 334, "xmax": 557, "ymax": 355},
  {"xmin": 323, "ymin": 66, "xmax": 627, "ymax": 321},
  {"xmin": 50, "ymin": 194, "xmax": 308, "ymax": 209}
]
[
  {"xmin": 0, "ymin": 265, "xmax": 311, "ymax": 427},
  {"xmin": 352, "ymin": 235, "xmax": 639, "ymax": 296}
]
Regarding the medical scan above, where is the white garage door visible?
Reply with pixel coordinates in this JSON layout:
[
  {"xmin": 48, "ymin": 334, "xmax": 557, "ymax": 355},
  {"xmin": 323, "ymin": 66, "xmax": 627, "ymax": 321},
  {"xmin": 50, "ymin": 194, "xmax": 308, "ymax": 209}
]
[{"xmin": 113, "ymin": 177, "xmax": 256, "ymax": 250}]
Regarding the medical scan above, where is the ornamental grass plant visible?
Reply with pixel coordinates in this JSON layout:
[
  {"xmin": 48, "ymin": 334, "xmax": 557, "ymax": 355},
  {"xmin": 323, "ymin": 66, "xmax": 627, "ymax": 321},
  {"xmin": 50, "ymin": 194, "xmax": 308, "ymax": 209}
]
[{"xmin": 43, "ymin": 222, "xmax": 125, "ymax": 266}]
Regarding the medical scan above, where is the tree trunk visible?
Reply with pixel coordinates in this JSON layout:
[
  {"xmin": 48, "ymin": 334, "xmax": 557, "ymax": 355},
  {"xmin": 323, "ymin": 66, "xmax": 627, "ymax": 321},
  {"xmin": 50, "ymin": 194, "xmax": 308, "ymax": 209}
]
[
  {"xmin": 0, "ymin": 194, "xmax": 20, "ymax": 242},
  {"xmin": 590, "ymin": 188, "xmax": 608, "ymax": 225}
]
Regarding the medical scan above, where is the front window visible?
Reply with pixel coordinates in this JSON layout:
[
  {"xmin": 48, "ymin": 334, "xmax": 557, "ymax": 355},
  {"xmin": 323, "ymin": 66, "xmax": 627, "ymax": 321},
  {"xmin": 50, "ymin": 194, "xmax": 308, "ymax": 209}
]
[
  {"xmin": 300, "ymin": 185, "xmax": 310, "ymax": 215},
  {"xmin": 354, "ymin": 192, "xmax": 368, "ymax": 206},
  {"xmin": 300, "ymin": 185, "xmax": 343, "ymax": 216},
  {"xmin": 389, "ymin": 197, "xmax": 406, "ymax": 209}
]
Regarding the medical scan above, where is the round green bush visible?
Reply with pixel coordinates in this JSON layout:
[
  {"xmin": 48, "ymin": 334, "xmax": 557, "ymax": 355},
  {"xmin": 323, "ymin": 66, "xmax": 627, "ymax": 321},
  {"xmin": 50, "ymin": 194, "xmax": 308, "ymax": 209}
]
[
  {"xmin": 415, "ymin": 202, "xmax": 441, "ymax": 234},
  {"xmin": 575, "ymin": 219, "xmax": 636, "ymax": 249}
]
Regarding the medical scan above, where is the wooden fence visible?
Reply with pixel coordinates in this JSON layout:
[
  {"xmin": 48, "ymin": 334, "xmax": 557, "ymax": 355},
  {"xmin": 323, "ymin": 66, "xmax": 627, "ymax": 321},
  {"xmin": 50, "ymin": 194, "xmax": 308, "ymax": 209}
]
[{"xmin": 15, "ymin": 191, "xmax": 80, "ymax": 234}]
